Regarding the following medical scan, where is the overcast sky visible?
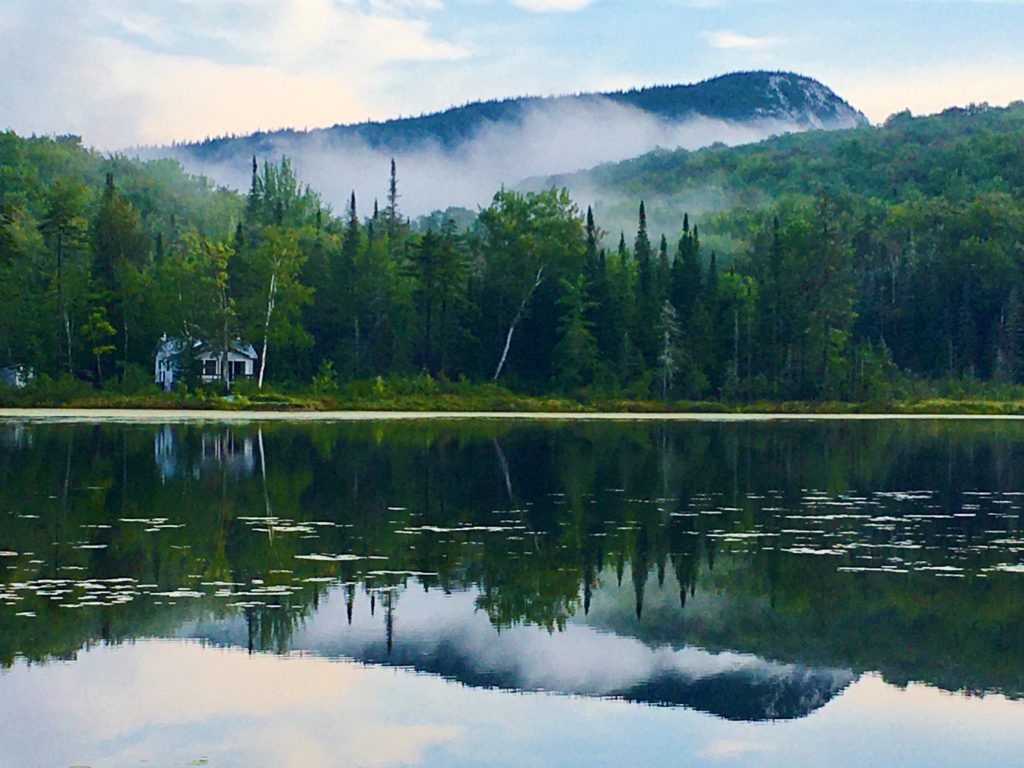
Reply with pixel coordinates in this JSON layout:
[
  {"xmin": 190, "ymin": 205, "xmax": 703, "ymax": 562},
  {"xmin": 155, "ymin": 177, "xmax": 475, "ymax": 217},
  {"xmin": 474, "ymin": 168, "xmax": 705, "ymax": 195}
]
[{"xmin": 2, "ymin": 0, "xmax": 1023, "ymax": 149}]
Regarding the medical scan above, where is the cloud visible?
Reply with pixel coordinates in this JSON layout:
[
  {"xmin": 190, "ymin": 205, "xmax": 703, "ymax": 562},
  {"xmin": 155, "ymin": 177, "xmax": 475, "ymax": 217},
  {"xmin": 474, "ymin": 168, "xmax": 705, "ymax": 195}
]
[
  {"xmin": 698, "ymin": 740, "xmax": 772, "ymax": 760},
  {"xmin": 97, "ymin": 0, "xmax": 468, "ymax": 70},
  {"xmin": 162, "ymin": 95, "xmax": 834, "ymax": 217},
  {"xmin": 0, "ymin": 641, "xmax": 463, "ymax": 768},
  {"xmin": 704, "ymin": 30, "xmax": 780, "ymax": 49},
  {"xmin": 507, "ymin": 0, "xmax": 597, "ymax": 11},
  {"xmin": 0, "ymin": 0, "xmax": 467, "ymax": 147}
]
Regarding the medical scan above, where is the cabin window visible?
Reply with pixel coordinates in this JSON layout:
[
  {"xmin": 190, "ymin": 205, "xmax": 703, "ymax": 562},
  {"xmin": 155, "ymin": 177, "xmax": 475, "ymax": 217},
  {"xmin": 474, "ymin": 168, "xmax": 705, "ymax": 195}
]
[
  {"xmin": 230, "ymin": 361, "xmax": 247, "ymax": 379},
  {"xmin": 203, "ymin": 360, "xmax": 218, "ymax": 376}
]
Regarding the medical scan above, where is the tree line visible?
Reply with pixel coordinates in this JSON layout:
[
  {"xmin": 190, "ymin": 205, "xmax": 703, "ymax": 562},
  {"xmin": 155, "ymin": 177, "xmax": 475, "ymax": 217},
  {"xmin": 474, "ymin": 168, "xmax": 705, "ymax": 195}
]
[{"xmin": 2, "ymin": 116, "xmax": 1023, "ymax": 401}]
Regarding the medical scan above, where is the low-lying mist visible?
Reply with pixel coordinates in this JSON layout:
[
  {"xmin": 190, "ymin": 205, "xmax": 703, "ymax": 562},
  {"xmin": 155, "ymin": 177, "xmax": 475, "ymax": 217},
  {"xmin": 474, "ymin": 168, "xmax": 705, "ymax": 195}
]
[{"xmin": 156, "ymin": 97, "xmax": 829, "ymax": 220}]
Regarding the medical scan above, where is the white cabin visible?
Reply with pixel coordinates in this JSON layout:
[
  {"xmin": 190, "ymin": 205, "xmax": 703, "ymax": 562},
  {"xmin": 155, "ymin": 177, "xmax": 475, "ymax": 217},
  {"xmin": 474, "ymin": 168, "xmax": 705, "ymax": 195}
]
[
  {"xmin": 0, "ymin": 365, "xmax": 34, "ymax": 389},
  {"xmin": 155, "ymin": 336, "xmax": 258, "ymax": 390}
]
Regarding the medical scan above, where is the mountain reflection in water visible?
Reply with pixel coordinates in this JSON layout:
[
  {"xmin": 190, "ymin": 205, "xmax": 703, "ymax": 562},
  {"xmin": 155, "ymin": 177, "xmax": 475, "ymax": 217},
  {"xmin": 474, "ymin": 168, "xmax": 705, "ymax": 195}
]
[
  {"xmin": 189, "ymin": 584, "xmax": 856, "ymax": 721},
  {"xmin": 1, "ymin": 418, "xmax": 1023, "ymax": 728}
]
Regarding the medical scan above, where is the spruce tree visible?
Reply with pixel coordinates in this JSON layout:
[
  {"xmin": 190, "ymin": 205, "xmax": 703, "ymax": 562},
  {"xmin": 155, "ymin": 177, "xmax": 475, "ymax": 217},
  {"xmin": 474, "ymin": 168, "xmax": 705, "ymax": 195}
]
[
  {"xmin": 554, "ymin": 276, "xmax": 598, "ymax": 389},
  {"xmin": 634, "ymin": 202, "xmax": 656, "ymax": 364},
  {"xmin": 657, "ymin": 233, "xmax": 670, "ymax": 300},
  {"xmin": 584, "ymin": 206, "xmax": 599, "ymax": 285},
  {"xmin": 386, "ymin": 159, "xmax": 400, "ymax": 245}
]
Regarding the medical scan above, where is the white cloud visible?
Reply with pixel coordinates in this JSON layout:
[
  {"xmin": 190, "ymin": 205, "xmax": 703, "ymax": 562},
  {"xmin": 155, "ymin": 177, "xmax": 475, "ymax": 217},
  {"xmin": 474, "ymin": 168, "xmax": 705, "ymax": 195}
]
[
  {"xmin": 167, "ymin": 94, "xmax": 836, "ymax": 217},
  {"xmin": 0, "ymin": 641, "xmax": 463, "ymax": 768},
  {"xmin": 98, "ymin": 0, "xmax": 468, "ymax": 70},
  {"xmin": 0, "ymin": 0, "xmax": 468, "ymax": 147},
  {"xmin": 704, "ymin": 30, "xmax": 780, "ymax": 49},
  {"xmin": 698, "ymin": 740, "xmax": 772, "ymax": 760},
  {"xmin": 507, "ymin": 0, "xmax": 597, "ymax": 11}
]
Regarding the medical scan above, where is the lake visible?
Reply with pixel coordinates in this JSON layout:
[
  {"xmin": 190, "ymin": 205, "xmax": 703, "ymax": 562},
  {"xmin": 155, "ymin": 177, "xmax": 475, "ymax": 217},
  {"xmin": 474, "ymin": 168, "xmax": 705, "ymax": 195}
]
[{"xmin": 1, "ymin": 416, "xmax": 1023, "ymax": 767}]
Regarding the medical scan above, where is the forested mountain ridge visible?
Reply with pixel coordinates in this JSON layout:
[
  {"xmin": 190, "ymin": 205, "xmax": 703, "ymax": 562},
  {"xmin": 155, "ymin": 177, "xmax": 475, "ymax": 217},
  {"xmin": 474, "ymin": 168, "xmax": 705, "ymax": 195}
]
[
  {"xmin": 3, "ymin": 98, "xmax": 1024, "ymax": 406},
  {"xmin": 152, "ymin": 72, "xmax": 866, "ymax": 217},
  {"xmin": 176, "ymin": 72, "xmax": 867, "ymax": 161},
  {"xmin": 550, "ymin": 100, "xmax": 1024, "ymax": 234}
]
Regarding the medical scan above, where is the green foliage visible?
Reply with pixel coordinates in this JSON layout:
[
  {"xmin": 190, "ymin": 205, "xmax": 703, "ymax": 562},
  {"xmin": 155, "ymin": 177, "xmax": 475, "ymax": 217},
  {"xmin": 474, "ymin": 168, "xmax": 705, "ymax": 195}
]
[
  {"xmin": 554, "ymin": 276, "xmax": 598, "ymax": 389},
  {"xmin": 310, "ymin": 360, "xmax": 339, "ymax": 396},
  {"xmin": 114, "ymin": 363, "xmax": 159, "ymax": 396},
  {"xmin": 4, "ymin": 102, "xmax": 1024, "ymax": 406}
]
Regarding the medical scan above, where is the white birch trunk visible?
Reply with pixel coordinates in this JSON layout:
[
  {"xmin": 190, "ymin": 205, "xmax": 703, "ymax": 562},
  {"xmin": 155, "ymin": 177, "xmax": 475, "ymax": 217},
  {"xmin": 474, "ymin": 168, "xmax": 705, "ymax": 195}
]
[
  {"xmin": 220, "ymin": 285, "xmax": 231, "ymax": 391},
  {"xmin": 258, "ymin": 270, "xmax": 278, "ymax": 390},
  {"xmin": 493, "ymin": 266, "xmax": 543, "ymax": 381}
]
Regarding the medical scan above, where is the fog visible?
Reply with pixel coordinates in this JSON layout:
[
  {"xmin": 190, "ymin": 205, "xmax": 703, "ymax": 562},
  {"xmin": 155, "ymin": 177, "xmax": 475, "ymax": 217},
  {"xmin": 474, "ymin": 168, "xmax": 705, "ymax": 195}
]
[{"xmin": 159, "ymin": 96, "xmax": 833, "ymax": 220}]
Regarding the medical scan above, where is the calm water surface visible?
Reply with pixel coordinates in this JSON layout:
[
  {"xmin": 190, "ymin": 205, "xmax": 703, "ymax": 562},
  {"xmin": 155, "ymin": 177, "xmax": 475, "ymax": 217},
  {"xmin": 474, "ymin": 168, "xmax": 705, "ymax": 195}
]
[{"xmin": 1, "ymin": 418, "xmax": 1023, "ymax": 767}]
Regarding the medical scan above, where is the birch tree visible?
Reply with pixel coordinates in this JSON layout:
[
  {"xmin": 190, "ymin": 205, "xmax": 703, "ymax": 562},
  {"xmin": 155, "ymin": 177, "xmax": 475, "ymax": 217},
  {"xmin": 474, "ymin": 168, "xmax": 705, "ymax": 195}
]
[
  {"xmin": 40, "ymin": 179, "xmax": 90, "ymax": 373},
  {"xmin": 478, "ymin": 188, "xmax": 584, "ymax": 381},
  {"xmin": 245, "ymin": 226, "xmax": 311, "ymax": 389},
  {"xmin": 155, "ymin": 232, "xmax": 236, "ymax": 389}
]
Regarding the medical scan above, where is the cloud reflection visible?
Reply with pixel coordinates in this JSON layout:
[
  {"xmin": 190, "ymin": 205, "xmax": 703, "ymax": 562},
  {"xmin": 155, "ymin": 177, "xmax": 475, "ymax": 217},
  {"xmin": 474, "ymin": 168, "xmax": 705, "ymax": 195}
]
[{"xmin": 0, "ymin": 642, "xmax": 461, "ymax": 768}]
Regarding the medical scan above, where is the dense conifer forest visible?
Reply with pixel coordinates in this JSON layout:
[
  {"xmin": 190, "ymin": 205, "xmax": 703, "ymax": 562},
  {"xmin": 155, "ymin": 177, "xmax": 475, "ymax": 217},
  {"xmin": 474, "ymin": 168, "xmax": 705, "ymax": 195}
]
[{"xmin": 2, "ymin": 100, "xmax": 1024, "ymax": 405}]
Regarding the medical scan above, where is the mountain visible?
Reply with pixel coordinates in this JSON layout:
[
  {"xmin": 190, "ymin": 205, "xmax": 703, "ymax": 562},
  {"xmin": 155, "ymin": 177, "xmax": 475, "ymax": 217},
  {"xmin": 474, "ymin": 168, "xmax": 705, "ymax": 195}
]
[
  {"xmin": 187, "ymin": 584, "xmax": 856, "ymax": 722},
  {"xmin": 180, "ymin": 71, "xmax": 867, "ymax": 157},
  {"xmin": 157, "ymin": 71, "xmax": 867, "ymax": 215},
  {"xmin": 543, "ymin": 99, "xmax": 1024, "ymax": 243}
]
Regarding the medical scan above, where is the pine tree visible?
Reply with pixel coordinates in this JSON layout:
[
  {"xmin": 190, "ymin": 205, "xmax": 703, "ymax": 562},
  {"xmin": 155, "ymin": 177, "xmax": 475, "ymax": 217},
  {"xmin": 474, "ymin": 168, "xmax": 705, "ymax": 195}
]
[
  {"xmin": 554, "ymin": 276, "xmax": 598, "ymax": 389},
  {"xmin": 89, "ymin": 172, "xmax": 147, "ymax": 379},
  {"xmin": 634, "ymin": 202, "xmax": 656, "ymax": 364},
  {"xmin": 386, "ymin": 159, "xmax": 400, "ymax": 245},
  {"xmin": 671, "ymin": 214, "xmax": 702, "ymax": 323},
  {"xmin": 657, "ymin": 233, "xmax": 670, "ymax": 300},
  {"xmin": 584, "ymin": 206, "xmax": 599, "ymax": 285}
]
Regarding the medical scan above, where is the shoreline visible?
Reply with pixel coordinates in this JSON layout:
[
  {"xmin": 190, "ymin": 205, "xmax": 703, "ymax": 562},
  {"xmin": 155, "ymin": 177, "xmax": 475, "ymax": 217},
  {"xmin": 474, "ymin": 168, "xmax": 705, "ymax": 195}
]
[{"xmin": 3, "ymin": 408, "xmax": 1024, "ymax": 423}]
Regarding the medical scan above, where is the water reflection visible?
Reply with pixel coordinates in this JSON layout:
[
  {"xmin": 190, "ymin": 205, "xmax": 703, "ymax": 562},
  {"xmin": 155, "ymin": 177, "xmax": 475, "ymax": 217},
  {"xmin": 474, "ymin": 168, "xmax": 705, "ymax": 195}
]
[
  {"xmin": 4, "ymin": 638, "xmax": 1020, "ymax": 768},
  {"xmin": 191, "ymin": 584, "xmax": 855, "ymax": 721},
  {"xmin": 154, "ymin": 424, "xmax": 257, "ymax": 481},
  {"xmin": 1, "ymin": 419, "xmax": 1023, "ymax": 721}
]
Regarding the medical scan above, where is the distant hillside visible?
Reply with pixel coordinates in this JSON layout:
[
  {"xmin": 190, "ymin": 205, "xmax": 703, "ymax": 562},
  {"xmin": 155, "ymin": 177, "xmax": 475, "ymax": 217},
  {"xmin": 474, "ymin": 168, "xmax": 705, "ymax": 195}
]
[
  {"xmin": 547, "ymin": 100, "xmax": 1024, "ymax": 240},
  {"xmin": 181, "ymin": 71, "xmax": 866, "ymax": 159},
  {"xmin": 157, "ymin": 71, "xmax": 867, "ymax": 215}
]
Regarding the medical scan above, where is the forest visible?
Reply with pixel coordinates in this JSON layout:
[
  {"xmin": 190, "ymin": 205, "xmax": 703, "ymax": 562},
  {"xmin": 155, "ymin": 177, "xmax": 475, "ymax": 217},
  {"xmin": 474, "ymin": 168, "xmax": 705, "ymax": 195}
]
[{"xmin": 2, "ymin": 100, "xmax": 1024, "ymax": 406}]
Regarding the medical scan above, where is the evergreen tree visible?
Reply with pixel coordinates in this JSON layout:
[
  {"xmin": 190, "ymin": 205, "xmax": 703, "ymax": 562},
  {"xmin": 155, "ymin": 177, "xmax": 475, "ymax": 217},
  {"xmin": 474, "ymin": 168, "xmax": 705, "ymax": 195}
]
[
  {"xmin": 554, "ymin": 276, "xmax": 598, "ymax": 389},
  {"xmin": 584, "ymin": 206, "xmax": 599, "ymax": 285},
  {"xmin": 633, "ymin": 202, "xmax": 656, "ymax": 364},
  {"xmin": 39, "ymin": 178, "xmax": 89, "ymax": 373},
  {"xmin": 657, "ymin": 233, "xmax": 670, "ymax": 299},
  {"xmin": 89, "ymin": 172, "xmax": 148, "ymax": 380}
]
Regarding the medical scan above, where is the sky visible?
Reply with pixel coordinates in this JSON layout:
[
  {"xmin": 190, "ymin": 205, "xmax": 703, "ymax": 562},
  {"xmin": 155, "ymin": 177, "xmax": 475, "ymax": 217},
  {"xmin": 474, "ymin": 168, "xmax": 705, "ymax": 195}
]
[{"xmin": 1, "ymin": 0, "xmax": 1023, "ymax": 149}]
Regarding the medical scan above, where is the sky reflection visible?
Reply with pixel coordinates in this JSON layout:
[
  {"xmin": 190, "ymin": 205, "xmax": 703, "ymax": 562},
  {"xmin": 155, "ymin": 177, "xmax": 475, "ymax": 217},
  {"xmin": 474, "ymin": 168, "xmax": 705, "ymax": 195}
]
[{"xmin": 1, "ymin": 640, "xmax": 1022, "ymax": 768}]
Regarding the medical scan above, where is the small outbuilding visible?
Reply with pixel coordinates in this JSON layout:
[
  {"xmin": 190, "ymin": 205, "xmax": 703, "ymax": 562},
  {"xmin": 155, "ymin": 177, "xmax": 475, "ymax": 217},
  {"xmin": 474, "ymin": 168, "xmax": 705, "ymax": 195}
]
[
  {"xmin": 0, "ymin": 365, "xmax": 34, "ymax": 389},
  {"xmin": 155, "ymin": 335, "xmax": 258, "ymax": 391}
]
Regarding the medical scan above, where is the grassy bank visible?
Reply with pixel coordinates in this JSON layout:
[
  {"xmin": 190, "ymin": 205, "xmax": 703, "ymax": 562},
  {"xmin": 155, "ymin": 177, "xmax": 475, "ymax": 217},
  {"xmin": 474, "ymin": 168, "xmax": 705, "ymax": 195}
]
[{"xmin": 3, "ymin": 374, "xmax": 1024, "ymax": 415}]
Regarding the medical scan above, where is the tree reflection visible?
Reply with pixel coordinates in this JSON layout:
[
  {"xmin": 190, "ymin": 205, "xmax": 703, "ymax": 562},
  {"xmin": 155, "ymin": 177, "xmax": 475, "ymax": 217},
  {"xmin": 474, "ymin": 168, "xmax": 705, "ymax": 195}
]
[{"xmin": 0, "ymin": 419, "xmax": 1022, "ymax": 704}]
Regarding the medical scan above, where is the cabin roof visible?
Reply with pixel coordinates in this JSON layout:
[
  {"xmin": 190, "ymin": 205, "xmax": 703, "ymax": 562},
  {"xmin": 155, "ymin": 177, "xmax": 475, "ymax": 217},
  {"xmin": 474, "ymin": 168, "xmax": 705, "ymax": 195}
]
[{"xmin": 156, "ymin": 336, "xmax": 258, "ymax": 360}]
